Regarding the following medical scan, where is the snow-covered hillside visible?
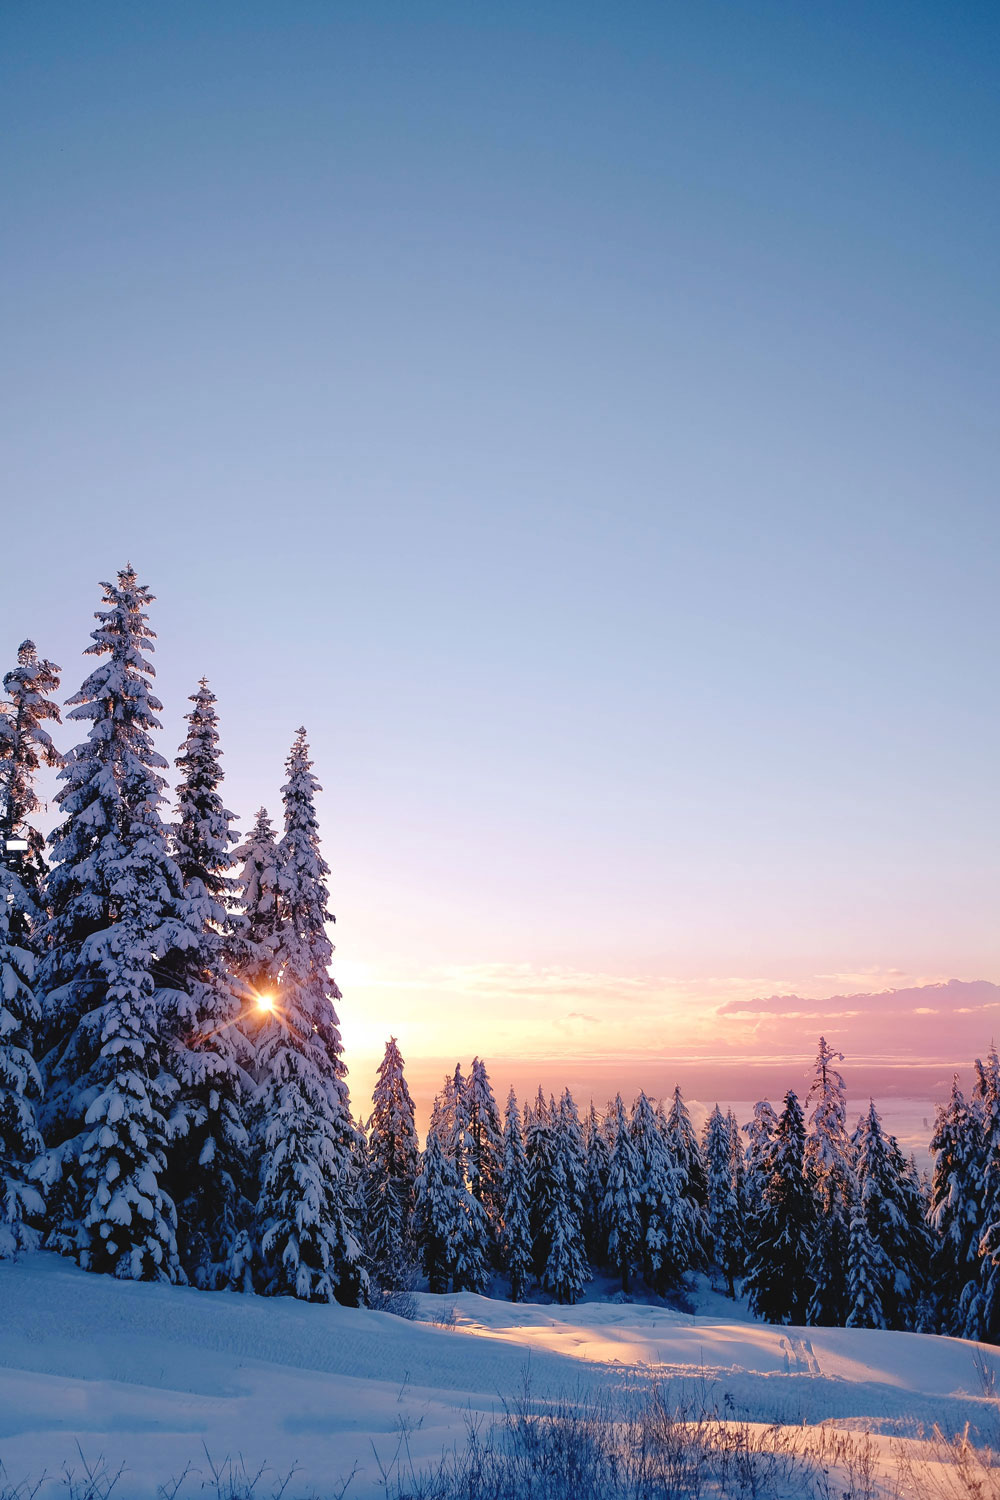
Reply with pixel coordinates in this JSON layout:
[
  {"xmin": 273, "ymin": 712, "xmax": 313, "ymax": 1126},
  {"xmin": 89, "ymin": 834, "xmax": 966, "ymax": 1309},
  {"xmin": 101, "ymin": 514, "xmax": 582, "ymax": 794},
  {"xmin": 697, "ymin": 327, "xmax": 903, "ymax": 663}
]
[{"xmin": 1, "ymin": 1255, "xmax": 998, "ymax": 1498}]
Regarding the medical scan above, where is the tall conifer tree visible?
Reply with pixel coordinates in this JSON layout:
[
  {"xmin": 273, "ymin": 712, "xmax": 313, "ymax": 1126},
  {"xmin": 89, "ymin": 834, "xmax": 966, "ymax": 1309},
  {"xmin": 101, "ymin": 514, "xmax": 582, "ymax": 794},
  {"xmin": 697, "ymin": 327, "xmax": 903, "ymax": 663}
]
[
  {"xmin": 852, "ymin": 1100, "xmax": 928, "ymax": 1330},
  {"xmin": 0, "ymin": 873, "xmax": 45, "ymax": 1258},
  {"xmin": 744, "ymin": 1100, "xmax": 778, "ymax": 1203},
  {"xmin": 929, "ymin": 1078, "xmax": 982, "ymax": 1333},
  {"xmin": 727, "ymin": 1107, "xmax": 747, "ymax": 1223},
  {"xmin": 805, "ymin": 1038, "xmax": 854, "ymax": 1325},
  {"xmin": 583, "ymin": 1102, "xmax": 611, "ymax": 1267},
  {"xmin": 744, "ymin": 1090, "xmax": 814, "ymax": 1324},
  {"xmin": 38, "ymin": 567, "xmax": 185, "ymax": 1281},
  {"xmin": 501, "ymin": 1088, "xmax": 532, "ymax": 1301},
  {"xmin": 630, "ymin": 1091, "xmax": 676, "ymax": 1292},
  {"xmin": 233, "ymin": 808, "xmax": 282, "ymax": 994},
  {"xmin": 603, "ymin": 1094, "xmax": 641, "ymax": 1291},
  {"xmin": 526, "ymin": 1087, "xmax": 558, "ymax": 1279},
  {"xmin": 0, "ymin": 640, "xmax": 62, "ymax": 927},
  {"xmin": 846, "ymin": 1184, "xmax": 888, "ymax": 1330},
  {"xmin": 663, "ymin": 1088, "xmax": 708, "ymax": 1209},
  {"xmin": 429, "ymin": 1065, "xmax": 468, "ymax": 1157},
  {"xmin": 660, "ymin": 1086, "xmax": 708, "ymax": 1279},
  {"xmin": 423, "ymin": 1063, "xmax": 488, "ymax": 1291},
  {"xmin": 961, "ymin": 1049, "xmax": 1000, "ymax": 1341},
  {"xmin": 0, "ymin": 641, "xmax": 60, "ymax": 1258},
  {"xmin": 541, "ymin": 1090, "xmax": 589, "ymax": 1303},
  {"xmin": 414, "ymin": 1131, "xmax": 466, "ymax": 1294},
  {"xmin": 703, "ymin": 1105, "xmax": 743, "ymax": 1296},
  {"xmin": 464, "ymin": 1056, "xmax": 504, "ymax": 1228},
  {"xmin": 367, "ymin": 1036, "xmax": 420, "ymax": 1293},
  {"xmin": 254, "ymin": 729, "xmax": 364, "ymax": 1303},
  {"xmin": 161, "ymin": 680, "xmax": 252, "ymax": 1290}
]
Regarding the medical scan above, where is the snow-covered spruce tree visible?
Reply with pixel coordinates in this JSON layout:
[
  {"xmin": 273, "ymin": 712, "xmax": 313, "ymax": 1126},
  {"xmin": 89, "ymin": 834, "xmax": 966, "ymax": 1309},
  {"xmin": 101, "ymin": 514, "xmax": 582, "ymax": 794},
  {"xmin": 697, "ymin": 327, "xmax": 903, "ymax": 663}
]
[
  {"xmin": 0, "ymin": 640, "xmax": 62, "ymax": 932},
  {"xmin": 427, "ymin": 1074, "xmax": 452, "ymax": 1145},
  {"xmin": 845, "ymin": 1183, "xmax": 888, "ymax": 1330},
  {"xmin": 726, "ymin": 1107, "xmax": 747, "ymax": 1223},
  {"xmin": 0, "ymin": 867, "xmax": 45, "ymax": 1259},
  {"xmin": 526, "ymin": 1087, "xmax": 558, "ymax": 1280},
  {"xmin": 804, "ymin": 1037, "xmax": 854, "ymax": 1326},
  {"xmin": 421, "ymin": 1063, "xmax": 488, "ymax": 1292},
  {"xmin": 366, "ymin": 1036, "xmax": 420, "ymax": 1294},
  {"xmin": 660, "ymin": 1085, "xmax": 708, "ymax": 1280},
  {"xmin": 448, "ymin": 1176, "xmax": 489, "ymax": 1294},
  {"xmin": 254, "ymin": 728, "xmax": 364, "ymax": 1304},
  {"xmin": 38, "ymin": 567, "xmax": 186, "ymax": 1281},
  {"xmin": 703, "ymin": 1105, "xmax": 743, "ymax": 1296},
  {"xmin": 743, "ymin": 1099, "xmax": 778, "ymax": 1204},
  {"xmin": 161, "ymin": 680, "xmax": 253, "ymax": 1291},
  {"xmin": 353, "ymin": 1109, "xmax": 373, "ymax": 1263},
  {"xmin": 852, "ymin": 1100, "xmax": 927, "ymax": 1330},
  {"xmin": 0, "ymin": 641, "xmax": 61, "ymax": 1259},
  {"xmin": 962, "ymin": 1048, "xmax": 1000, "ymax": 1341},
  {"xmin": 744, "ymin": 1089, "xmax": 814, "ymax": 1323},
  {"xmin": 663, "ymin": 1086, "xmax": 708, "ymax": 1211},
  {"xmin": 233, "ymin": 807, "xmax": 283, "ymax": 995},
  {"xmin": 741, "ymin": 1099, "xmax": 778, "ymax": 1305},
  {"xmin": 583, "ymin": 1102, "xmax": 611, "ymax": 1268},
  {"xmin": 464, "ymin": 1056, "xmax": 504, "ymax": 1229},
  {"xmin": 500, "ymin": 1088, "xmax": 532, "ymax": 1301},
  {"xmin": 897, "ymin": 1145, "xmax": 934, "ymax": 1329},
  {"xmin": 630, "ymin": 1091, "xmax": 676, "ymax": 1293},
  {"xmin": 429, "ymin": 1065, "xmax": 468, "ymax": 1157},
  {"xmin": 542, "ymin": 1090, "xmax": 590, "ymax": 1304},
  {"xmin": 603, "ymin": 1093, "xmax": 641, "ymax": 1292},
  {"xmin": 928, "ymin": 1077, "xmax": 983, "ymax": 1334},
  {"xmin": 557, "ymin": 1089, "xmax": 588, "ymax": 1216},
  {"xmin": 414, "ymin": 1130, "xmax": 466, "ymax": 1294}
]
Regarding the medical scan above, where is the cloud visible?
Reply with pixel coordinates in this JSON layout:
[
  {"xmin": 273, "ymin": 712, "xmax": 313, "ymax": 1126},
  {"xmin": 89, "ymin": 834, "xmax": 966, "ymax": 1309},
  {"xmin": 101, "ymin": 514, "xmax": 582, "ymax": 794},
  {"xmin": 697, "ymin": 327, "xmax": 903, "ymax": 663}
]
[
  {"xmin": 554, "ymin": 1010, "xmax": 601, "ymax": 1035},
  {"xmin": 434, "ymin": 963, "xmax": 658, "ymax": 999},
  {"xmin": 343, "ymin": 959, "xmax": 1000, "ymax": 1097},
  {"xmin": 718, "ymin": 979, "xmax": 1000, "ymax": 1019}
]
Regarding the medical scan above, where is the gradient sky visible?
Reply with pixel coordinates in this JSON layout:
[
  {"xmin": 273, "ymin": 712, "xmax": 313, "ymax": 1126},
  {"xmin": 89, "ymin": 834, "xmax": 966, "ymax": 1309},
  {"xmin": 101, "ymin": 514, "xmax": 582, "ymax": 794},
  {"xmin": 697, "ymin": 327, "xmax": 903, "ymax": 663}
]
[{"xmin": 3, "ymin": 2, "xmax": 998, "ymax": 1115}]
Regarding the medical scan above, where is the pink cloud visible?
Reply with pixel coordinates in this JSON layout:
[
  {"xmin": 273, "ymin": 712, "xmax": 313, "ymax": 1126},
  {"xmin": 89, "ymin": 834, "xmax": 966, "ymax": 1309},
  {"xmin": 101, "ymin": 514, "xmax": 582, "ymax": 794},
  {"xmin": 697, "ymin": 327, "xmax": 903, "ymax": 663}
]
[{"xmin": 718, "ymin": 978, "xmax": 1000, "ymax": 1019}]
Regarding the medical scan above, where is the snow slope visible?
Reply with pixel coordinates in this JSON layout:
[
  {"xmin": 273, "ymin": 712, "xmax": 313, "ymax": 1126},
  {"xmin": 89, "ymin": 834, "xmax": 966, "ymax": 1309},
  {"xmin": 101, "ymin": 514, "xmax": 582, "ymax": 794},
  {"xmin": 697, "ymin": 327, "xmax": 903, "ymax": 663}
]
[{"xmin": 0, "ymin": 1254, "xmax": 998, "ymax": 1497}]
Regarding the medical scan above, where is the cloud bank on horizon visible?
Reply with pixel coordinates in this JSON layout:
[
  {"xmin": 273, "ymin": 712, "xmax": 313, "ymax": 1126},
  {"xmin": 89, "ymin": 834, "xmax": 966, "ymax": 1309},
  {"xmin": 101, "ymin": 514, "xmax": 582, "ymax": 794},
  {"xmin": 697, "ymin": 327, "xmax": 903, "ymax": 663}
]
[{"xmin": 340, "ymin": 967, "xmax": 998, "ymax": 1111}]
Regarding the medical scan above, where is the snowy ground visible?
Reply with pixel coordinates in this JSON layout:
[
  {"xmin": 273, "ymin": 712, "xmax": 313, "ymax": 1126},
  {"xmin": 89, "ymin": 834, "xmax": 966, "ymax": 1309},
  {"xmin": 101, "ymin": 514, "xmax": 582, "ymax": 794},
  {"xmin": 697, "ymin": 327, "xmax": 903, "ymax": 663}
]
[{"xmin": 1, "ymin": 1254, "xmax": 998, "ymax": 1497}]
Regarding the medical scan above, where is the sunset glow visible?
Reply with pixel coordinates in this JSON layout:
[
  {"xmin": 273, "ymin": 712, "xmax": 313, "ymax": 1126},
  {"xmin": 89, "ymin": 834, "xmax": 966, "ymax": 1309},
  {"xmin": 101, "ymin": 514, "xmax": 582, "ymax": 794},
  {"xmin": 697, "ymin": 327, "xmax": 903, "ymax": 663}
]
[
  {"xmin": 5, "ymin": 0, "xmax": 998, "ymax": 1168},
  {"xmin": 2, "ymin": 5, "xmax": 999, "ymax": 1485}
]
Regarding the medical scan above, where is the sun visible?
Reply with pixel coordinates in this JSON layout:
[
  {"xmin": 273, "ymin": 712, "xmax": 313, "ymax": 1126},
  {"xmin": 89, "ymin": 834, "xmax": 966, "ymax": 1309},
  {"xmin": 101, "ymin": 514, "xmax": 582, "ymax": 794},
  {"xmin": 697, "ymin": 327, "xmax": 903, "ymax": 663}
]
[{"xmin": 256, "ymin": 992, "xmax": 276, "ymax": 1014}]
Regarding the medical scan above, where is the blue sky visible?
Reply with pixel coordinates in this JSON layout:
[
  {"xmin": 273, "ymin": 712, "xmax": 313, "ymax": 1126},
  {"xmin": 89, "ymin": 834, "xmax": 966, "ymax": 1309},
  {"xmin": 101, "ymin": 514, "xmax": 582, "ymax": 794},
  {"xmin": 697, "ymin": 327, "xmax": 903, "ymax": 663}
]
[{"xmin": 3, "ymin": 2, "xmax": 998, "ymax": 1094}]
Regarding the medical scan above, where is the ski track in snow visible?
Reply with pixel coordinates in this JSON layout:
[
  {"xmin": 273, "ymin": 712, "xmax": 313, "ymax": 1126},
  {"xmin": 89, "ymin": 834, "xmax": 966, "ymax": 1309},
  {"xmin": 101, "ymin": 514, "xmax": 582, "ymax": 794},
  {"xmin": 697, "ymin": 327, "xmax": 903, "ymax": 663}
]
[{"xmin": 1, "ymin": 1254, "xmax": 999, "ymax": 1498}]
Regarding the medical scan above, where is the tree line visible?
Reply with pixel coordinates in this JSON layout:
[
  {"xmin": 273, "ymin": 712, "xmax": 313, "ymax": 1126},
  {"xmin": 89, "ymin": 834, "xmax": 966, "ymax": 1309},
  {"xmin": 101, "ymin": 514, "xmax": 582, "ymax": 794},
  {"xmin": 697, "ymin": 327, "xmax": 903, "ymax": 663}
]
[
  {"xmin": 375, "ymin": 1039, "xmax": 1000, "ymax": 1343},
  {"xmin": 375, "ymin": 1039, "xmax": 932, "ymax": 1327},
  {"xmin": 1, "ymin": 565, "xmax": 999, "ymax": 1343}
]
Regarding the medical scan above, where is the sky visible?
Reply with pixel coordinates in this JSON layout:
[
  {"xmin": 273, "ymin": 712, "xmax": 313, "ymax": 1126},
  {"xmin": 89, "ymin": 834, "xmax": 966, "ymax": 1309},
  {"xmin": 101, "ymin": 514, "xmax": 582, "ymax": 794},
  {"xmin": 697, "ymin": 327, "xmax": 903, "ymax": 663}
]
[{"xmin": 3, "ymin": 2, "xmax": 998, "ymax": 1120}]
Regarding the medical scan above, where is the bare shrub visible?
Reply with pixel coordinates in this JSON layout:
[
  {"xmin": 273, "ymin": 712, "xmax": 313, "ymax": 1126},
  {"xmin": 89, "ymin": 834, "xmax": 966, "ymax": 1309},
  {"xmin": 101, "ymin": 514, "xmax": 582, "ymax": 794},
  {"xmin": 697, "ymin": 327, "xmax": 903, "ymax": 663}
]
[
  {"xmin": 371, "ymin": 1287, "xmax": 419, "ymax": 1321},
  {"xmin": 375, "ymin": 1375, "xmax": 904, "ymax": 1500},
  {"xmin": 893, "ymin": 1425, "xmax": 1000, "ymax": 1500},
  {"xmin": 5, "ymin": 1387, "xmax": 1000, "ymax": 1499}
]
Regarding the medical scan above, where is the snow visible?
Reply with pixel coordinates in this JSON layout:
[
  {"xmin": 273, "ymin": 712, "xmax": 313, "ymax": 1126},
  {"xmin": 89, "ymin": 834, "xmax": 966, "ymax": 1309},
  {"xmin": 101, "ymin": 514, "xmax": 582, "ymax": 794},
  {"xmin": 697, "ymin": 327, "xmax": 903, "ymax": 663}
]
[{"xmin": 1, "ymin": 1253, "xmax": 999, "ymax": 1498}]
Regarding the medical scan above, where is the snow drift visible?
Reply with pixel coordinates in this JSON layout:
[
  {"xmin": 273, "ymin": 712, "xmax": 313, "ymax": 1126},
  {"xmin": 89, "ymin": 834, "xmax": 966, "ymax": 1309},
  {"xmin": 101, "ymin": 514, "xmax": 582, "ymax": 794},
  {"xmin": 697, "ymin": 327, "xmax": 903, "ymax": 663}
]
[{"xmin": 2, "ymin": 1254, "xmax": 999, "ymax": 1498}]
